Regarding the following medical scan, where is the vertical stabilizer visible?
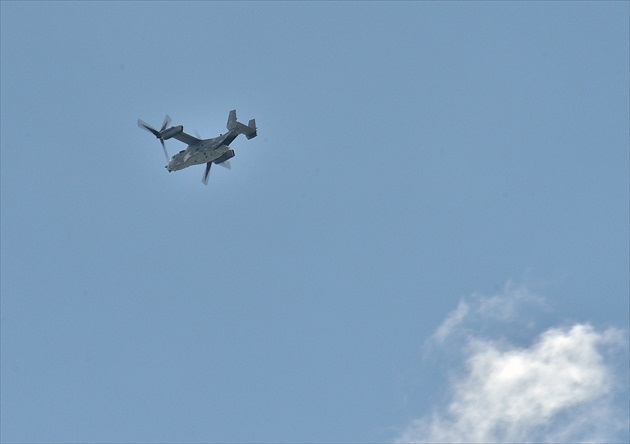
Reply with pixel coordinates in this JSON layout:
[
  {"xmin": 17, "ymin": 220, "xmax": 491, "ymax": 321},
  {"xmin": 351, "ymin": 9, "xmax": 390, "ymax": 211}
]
[
  {"xmin": 246, "ymin": 119, "xmax": 257, "ymax": 139},
  {"xmin": 227, "ymin": 110, "xmax": 237, "ymax": 130}
]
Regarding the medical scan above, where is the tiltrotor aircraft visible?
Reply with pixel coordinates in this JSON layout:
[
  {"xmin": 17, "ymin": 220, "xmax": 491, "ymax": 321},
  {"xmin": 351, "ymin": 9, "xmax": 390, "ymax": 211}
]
[{"xmin": 138, "ymin": 110, "xmax": 257, "ymax": 184}]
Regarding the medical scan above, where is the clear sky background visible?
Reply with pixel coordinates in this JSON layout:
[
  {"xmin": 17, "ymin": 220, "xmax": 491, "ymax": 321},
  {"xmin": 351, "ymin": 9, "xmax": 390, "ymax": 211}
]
[{"xmin": 1, "ymin": 2, "xmax": 628, "ymax": 443}]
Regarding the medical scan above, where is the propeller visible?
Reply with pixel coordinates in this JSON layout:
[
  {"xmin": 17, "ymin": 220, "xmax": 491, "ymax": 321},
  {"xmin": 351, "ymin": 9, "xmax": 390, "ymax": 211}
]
[
  {"xmin": 138, "ymin": 115, "xmax": 171, "ymax": 162},
  {"xmin": 202, "ymin": 162, "xmax": 212, "ymax": 185},
  {"xmin": 202, "ymin": 157, "xmax": 232, "ymax": 184}
]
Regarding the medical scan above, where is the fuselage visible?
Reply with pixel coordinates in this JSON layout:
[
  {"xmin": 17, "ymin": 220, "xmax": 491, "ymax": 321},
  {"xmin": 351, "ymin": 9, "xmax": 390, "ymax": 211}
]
[{"xmin": 166, "ymin": 130, "xmax": 238, "ymax": 172}]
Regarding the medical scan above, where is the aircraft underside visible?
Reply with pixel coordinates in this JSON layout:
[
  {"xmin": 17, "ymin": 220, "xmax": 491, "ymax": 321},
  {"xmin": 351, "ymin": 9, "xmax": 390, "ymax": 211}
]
[{"xmin": 167, "ymin": 145, "xmax": 229, "ymax": 172}]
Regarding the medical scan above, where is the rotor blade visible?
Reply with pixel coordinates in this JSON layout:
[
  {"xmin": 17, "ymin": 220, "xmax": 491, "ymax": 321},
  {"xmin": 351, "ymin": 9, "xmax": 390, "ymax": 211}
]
[
  {"xmin": 217, "ymin": 160, "xmax": 231, "ymax": 170},
  {"xmin": 161, "ymin": 115, "xmax": 171, "ymax": 132},
  {"xmin": 138, "ymin": 119, "xmax": 160, "ymax": 137},
  {"xmin": 202, "ymin": 162, "xmax": 212, "ymax": 185},
  {"xmin": 160, "ymin": 139, "xmax": 170, "ymax": 162}
]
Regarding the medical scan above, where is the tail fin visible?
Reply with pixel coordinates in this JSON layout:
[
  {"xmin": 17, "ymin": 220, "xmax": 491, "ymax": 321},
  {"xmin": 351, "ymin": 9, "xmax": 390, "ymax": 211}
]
[
  {"xmin": 226, "ymin": 110, "xmax": 238, "ymax": 131},
  {"xmin": 226, "ymin": 110, "xmax": 257, "ymax": 139},
  {"xmin": 246, "ymin": 119, "xmax": 257, "ymax": 139}
]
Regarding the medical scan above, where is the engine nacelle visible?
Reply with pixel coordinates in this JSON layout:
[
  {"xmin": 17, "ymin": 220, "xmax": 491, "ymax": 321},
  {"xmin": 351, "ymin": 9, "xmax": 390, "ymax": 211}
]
[
  {"xmin": 214, "ymin": 149, "xmax": 235, "ymax": 165},
  {"xmin": 159, "ymin": 125, "xmax": 183, "ymax": 140}
]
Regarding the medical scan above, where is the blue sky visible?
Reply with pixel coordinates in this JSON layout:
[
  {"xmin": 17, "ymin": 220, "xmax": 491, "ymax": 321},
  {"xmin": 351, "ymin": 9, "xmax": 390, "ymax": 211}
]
[{"xmin": 1, "ymin": 2, "xmax": 628, "ymax": 443}]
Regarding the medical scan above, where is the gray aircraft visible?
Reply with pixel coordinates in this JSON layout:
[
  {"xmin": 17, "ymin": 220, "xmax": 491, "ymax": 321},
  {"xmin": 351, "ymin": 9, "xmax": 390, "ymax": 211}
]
[{"xmin": 138, "ymin": 110, "xmax": 257, "ymax": 184}]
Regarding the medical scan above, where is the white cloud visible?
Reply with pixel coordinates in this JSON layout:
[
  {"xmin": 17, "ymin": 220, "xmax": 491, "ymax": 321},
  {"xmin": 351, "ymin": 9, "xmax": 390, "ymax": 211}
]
[
  {"xmin": 397, "ymin": 287, "xmax": 629, "ymax": 443},
  {"xmin": 430, "ymin": 282, "xmax": 548, "ymax": 345}
]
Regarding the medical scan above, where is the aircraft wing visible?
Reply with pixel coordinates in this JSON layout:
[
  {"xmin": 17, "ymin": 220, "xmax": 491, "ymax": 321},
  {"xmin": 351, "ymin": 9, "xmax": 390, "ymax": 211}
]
[{"xmin": 171, "ymin": 131, "xmax": 201, "ymax": 145}]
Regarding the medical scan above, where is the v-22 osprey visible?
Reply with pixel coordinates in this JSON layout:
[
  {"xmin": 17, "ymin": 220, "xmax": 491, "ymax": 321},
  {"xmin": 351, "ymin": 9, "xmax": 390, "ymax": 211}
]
[{"xmin": 138, "ymin": 110, "xmax": 257, "ymax": 185}]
